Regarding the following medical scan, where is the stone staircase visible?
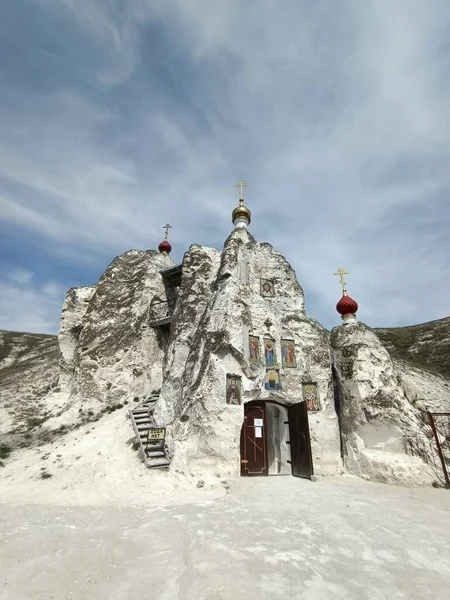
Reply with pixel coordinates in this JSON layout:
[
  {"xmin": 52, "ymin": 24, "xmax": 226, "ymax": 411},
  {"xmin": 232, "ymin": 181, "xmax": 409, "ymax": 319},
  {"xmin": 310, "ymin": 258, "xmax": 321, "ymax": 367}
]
[{"xmin": 129, "ymin": 396, "xmax": 170, "ymax": 469}]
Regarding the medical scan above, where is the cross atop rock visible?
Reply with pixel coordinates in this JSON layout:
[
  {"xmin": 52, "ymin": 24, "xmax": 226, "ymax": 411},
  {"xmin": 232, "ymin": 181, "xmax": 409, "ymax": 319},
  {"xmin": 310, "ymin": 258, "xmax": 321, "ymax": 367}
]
[
  {"xmin": 333, "ymin": 267, "xmax": 349, "ymax": 293},
  {"xmin": 264, "ymin": 318, "xmax": 273, "ymax": 330}
]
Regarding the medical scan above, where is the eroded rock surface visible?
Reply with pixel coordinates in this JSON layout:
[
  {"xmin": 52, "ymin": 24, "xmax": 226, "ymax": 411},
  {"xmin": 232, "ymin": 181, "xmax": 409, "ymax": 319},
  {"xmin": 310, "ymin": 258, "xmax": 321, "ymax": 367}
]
[
  {"xmin": 58, "ymin": 286, "xmax": 97, "ymax": 391},
  {"xmin": 2, "ymin": 233, "xmax": 449, "ymax": 488},
  {"xmin": 375, "ymin": 317, "xmax": 450, "ymax": 380},
  {"xmin": 331, "ymin": 322, "xmax": 444, "ymax": 486},
  {"xmin": 0, "ymin": 331, "xmax": 59, "ymax": 450},
  {"xmin": 156, "ymin": 228, "xmax": 341, "ymax": 477},
  {"xmin": 61, "ymin": 250, "xmax": 173, "ymax": 408}
]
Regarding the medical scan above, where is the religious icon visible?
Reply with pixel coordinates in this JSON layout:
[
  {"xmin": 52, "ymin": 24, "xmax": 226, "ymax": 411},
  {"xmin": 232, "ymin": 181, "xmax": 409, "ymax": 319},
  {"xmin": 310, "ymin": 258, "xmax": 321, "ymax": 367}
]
[
  {"xmin": 265, "ymin": 369, "xmax": 280, "ymax": 391},
  {"xmin": 248, "ymin": 335, "xmax": 260, "ymax": 364},
  {"xmin": 264, "ymin": 338, "xmax": 277, "ymax": 367},
  {"xmin": 226, "ymin": 374, "xmax": 242, "ymax": 405},
  {"xmin": 281, "ymin": 339, "xmax": 296, "ymax": 368},
  {"xmin": 260, "ymin": 279, "xmax": 275, "ymax": 297},
  {"xmin": 302, "ymin": 382, "xmax": 321, "ymax": 412}
]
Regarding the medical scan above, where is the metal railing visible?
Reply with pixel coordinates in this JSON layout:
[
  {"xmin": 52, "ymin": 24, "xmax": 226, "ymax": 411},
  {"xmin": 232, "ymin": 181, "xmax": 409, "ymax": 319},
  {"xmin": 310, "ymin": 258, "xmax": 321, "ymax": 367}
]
[
  {"xmin": 149, "ymin": 297, "xmax": 176, "ymax": 325},
  {"xmin": 402, "ymin": 411, "xmax": 450, "ymax": 487},
  {"xmin": 428, "ymin": 411, "xmax": 450, "ymax": 487}
]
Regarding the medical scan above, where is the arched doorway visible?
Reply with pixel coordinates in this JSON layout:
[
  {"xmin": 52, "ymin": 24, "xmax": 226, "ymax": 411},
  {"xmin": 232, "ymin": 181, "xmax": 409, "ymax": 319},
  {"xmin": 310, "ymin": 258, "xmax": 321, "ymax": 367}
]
[{"xmin": 240, "ymin": 400, "xmax": 313, "ymax": 479}]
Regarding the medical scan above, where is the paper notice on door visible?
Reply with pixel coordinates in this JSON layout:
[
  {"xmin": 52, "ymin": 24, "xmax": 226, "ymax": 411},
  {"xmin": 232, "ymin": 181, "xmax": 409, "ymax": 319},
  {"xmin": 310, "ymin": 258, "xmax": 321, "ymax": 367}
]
[
  {"xmin": 255, "ymin": 427, "xmax": 262, "ymax": 438},
  {"xmin": 254, "ymin": 419, "xmax": 263, "ymax": 427}
]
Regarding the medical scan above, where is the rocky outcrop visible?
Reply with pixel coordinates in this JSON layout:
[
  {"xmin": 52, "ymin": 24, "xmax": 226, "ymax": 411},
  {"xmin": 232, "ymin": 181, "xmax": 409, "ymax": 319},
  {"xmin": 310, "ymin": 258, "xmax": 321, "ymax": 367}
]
[
  {"xmin": 0, "ymin": 330, "xmax": 59, "ymax": 449},
  {"xmin": 2, "ymin": 233, "xmax": 448, "ymax": 488},
  {"xmin": 332, "ymin": 322, "xmax": 441, "ymax": 486},
  {"xmin": 155, "ymin": 244, "xmax": 222, "ymax": 427},
  {"xmin": 375, "ymin": 317, "xmax": 450, "ymax": 380},
  {"xmin": 60, "ymin": 250, "xmax": 173, "ymax": 407},
  {"xmin": 155, "ymin": 228, "xmax": 341, "ymax": 477},
  {"xmin": 58, "ymin": 286, "xmax": 97, "ymax": 391}
]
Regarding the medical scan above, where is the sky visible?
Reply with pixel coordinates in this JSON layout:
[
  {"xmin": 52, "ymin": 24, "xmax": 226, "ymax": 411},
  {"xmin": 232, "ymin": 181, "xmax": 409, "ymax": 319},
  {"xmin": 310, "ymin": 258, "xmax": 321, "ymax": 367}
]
[{"xmin": 1, "ymin": 0, "xmax": 449, "ymax": 334}]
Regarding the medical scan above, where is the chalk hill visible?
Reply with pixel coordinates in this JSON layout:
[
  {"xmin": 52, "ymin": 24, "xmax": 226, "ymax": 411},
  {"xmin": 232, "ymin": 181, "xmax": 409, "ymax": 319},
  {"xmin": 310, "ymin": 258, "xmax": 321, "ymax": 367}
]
[{"xmin": 375, "ymin": 317, "xmax": 450, "ymax": 381}]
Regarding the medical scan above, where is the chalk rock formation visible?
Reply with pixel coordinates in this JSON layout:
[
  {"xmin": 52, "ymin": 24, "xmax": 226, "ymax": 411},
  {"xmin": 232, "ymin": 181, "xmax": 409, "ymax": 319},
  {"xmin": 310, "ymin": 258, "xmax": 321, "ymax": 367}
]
[
  {"xmin": 59, "ymin": 250, "xmax": 173, "ymax": 407},
  {"xmin": 0, "ymin": 331, "xmax": 59, "ymax": 449},
  {"xmin": 58, "ymin": 286, "xmax": 97, "ymax": 391},
  {"xmin": 331, "ymin": 322, "xmax": 438, "ymax": 486},
  {"xmin": 375, "ymin": 317, "xmax": 450, "ymax": 381},
  {"xmin": 155, "ymin": 228, "xmax": 341, "ymax": 477}
]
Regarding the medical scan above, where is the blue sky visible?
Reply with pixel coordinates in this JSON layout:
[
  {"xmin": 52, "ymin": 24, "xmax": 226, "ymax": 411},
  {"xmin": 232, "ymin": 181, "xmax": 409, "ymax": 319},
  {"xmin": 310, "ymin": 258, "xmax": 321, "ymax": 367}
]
[{"xmin": 1, "ymin": 0, "xmax": 449, "ymax": 334}]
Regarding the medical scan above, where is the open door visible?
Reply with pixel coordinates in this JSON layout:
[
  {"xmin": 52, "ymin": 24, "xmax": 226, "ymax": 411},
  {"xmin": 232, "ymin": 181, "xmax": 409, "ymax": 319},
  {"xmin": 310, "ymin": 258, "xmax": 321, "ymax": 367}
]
[
  {"xmin": 288, "ymin": 401, "xmax": 313, "ymax": 479},
  {"xmin": 241, "ymin": 403, "xmax": 268, "ymax": 476}
]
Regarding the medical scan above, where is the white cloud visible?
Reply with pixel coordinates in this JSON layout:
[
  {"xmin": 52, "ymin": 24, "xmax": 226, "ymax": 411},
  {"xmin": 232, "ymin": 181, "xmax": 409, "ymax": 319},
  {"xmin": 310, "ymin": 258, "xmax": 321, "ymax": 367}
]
[
  {"xmin": 7, "ymin": 268, "xmax": 33, "ymax": 285},
  {"xmin": 0, "ymin": 277, "xmax": 64, "ymax": 334},
  {"xmin": 1, "ymin": 0, "xmax": 449, "ymax": 331}
]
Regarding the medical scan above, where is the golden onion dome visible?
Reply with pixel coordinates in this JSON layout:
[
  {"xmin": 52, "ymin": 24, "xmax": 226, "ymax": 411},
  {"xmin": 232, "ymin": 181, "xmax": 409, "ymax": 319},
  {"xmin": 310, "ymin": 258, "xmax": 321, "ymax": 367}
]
[{"xmin": 232, "ymin": 198, "xmax": 252, "ymax": 224}]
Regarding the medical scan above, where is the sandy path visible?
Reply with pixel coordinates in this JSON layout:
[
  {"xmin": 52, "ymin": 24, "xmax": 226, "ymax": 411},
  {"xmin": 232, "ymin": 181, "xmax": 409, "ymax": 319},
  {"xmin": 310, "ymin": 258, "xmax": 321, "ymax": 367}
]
[{"xmin": 1, "ymin": 476, "xmax": 450, "ymax": 600}]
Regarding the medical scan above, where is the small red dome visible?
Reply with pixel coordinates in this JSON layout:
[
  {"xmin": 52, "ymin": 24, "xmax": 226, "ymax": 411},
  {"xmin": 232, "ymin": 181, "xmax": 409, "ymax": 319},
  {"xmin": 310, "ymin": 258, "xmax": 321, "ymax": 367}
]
[
  {"xmin": 158, "ymin": 239, "xmax": 172, "ymax": 254},
  {"xmin": 336, "ymin": 294, "xmax": 358, "ymax": 316}
]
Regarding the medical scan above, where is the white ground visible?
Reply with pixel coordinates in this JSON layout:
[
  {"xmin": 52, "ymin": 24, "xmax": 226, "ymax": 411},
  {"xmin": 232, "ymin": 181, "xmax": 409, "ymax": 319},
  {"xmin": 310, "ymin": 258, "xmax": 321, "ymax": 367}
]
[{"xmin": 1, "ymin": 473, "xmax": 450, "ymax": 600}]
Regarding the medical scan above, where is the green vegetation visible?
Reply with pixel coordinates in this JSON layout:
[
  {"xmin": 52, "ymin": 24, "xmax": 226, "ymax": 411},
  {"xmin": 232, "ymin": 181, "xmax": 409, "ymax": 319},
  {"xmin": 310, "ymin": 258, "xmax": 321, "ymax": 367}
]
[
  {"xmin": 0, "ymin": 444, "xmax": 12, "ymax": 459},
  {"xmin": 26, "ymin": 416, "xmax": 48, "ymax": 429},
  {"xmin": 103, "ymin": 403, "xmax": 124, "ymax": 413}
]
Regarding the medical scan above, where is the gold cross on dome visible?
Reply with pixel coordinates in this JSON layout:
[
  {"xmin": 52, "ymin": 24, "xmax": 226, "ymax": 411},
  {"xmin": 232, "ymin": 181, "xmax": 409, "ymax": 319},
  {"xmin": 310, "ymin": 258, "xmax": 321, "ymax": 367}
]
[
  {"xmin": 334, "ymin": 268, "xmax": 349, "ymax": 293},
  {"xmin": 235, "ymin": 181, "xmax": 248, "ymax": 200},
  {"xmin": 163, "ymin": 223, "xmax": 172, "ymax": 239}
]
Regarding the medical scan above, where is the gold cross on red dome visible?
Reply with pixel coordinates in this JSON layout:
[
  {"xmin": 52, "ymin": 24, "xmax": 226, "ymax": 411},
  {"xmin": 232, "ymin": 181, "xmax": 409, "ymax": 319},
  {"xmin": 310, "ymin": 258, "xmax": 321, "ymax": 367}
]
[{"xmin": 334, "ymin": 268, "xmax": 349, "ymax": 293}]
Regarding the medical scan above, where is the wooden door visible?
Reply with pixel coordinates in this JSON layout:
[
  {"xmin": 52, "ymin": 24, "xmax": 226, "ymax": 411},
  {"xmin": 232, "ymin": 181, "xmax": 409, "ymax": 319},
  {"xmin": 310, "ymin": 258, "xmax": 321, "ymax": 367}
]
[
  {"xmin": 240, "ymin": 403, "xmax": 268, "ymax": 476},
  {"xmin": 288, "ymin": 401, "xmax": 313, "ymax": 479}
]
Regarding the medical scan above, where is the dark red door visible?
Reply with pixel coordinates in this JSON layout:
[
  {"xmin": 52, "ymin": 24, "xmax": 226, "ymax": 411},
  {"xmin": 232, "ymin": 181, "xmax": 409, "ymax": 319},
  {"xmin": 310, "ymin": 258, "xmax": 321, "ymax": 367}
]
[
  {"xmin": 288, "ymin": 401, "xmax": 313, "ymax": 479},
  {"xmin": 241, "ymin": 403, "xmax": 268, "ymax": 476}
]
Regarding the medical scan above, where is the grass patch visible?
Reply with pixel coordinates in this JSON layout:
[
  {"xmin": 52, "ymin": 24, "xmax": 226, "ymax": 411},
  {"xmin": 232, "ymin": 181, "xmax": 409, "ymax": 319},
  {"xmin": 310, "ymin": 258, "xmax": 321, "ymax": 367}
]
[
  {"xmin": 0, "ymin": 444, "xmax": 12, "ymax": 459},
  {"xmin": 26, "ymin": 416, "xmax": 47, "ymax": 430},
  {"xmin": 40, "ymin": 471, "xmax": 53, "ymax": 480},
  {"xmin": 432, "ymin": 480, "xmax": 450, "ymax": 489},
  {"xmin": 103, "ymin": 403, "xmax": 124, "ymax": 414}
]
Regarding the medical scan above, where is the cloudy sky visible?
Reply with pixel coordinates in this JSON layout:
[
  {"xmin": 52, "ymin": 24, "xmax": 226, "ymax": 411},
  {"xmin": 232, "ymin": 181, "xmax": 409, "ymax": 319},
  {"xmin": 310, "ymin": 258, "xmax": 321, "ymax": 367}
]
[{"xmin": 1, "ymin": 0, "xmax": 449, "ymax": 334}]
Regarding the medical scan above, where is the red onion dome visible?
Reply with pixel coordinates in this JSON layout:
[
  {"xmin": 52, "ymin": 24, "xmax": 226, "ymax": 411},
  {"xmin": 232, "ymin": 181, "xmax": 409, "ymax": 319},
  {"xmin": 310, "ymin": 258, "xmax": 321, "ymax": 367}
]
[
  {"xmin": 336, "ymin": 294, "xmax": 358, "ymax": 316},
  {"xmin": 158, "ymin": 239, "xmax": 172, "ymax": 254}
]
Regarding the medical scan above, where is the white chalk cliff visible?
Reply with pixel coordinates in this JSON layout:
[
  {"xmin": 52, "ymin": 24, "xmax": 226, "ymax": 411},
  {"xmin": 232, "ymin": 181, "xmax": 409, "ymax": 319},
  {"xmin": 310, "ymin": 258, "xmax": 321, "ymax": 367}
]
[
  {"xmin": 58, "ymin": 250, "xmax": 173, "ymax": 408},
  {"xmin": 155, "ymin": 228, "xmax": 341, "ymax": 477},
  {"xmin": 3, "ymin": 208, "xmax": 448, "ymax": 488},
  {"xmin": 48, "ymin": 225, "xmax": 450, "ymax": 486},
  {"xmin": 332, "ymin": 322, "xmax": 449, "ymax": 486}
]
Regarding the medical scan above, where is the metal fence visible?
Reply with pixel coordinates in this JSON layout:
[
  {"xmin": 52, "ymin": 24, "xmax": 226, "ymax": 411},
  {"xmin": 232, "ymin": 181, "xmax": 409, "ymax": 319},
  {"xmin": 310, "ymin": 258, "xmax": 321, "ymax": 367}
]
[
  {"xmin": 402, "ymin": 411, "xmax": 450, "ymax": 487},
  {"xmin": 149, "ymin": 297, "xmax": 176, "ymax": 324},
  {"xmin": 428, "ymin": 412, "xmax": 450, "ymax": 487}
]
